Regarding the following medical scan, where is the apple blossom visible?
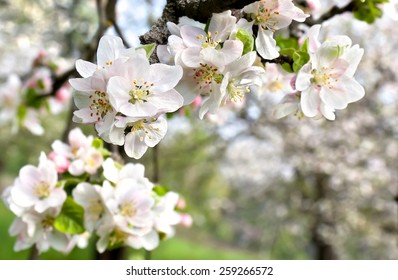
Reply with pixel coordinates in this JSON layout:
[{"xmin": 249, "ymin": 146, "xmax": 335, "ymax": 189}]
[
  {"xmin": 243, "ymin": 0, "xmax": 309, "ymax": 59},
  {"xmin": 9, "ymin": 152, "xmax": 66, "ymax": 214},
  {"xmin": 0, "ymin": 74, "xmax": 21, "ymax": 125},
  {"xmin": 295, "ymin": 25, "xmax": 365, "ymax": 120},
  {"xmin": 153, "ymin": 192, "xmax": 181, "ymax": 238}
]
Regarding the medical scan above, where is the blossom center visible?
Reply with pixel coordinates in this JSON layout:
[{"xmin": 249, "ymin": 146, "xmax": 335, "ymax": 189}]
[
  {"xmin": 196, "ymin": 31, "xmax": 221, "ymax": 49},
  {"xmin": 192, "ymin": 63, "xmax": 223, "ymax": 95},
  {"xmin": 41, "ymin": 216, "xmax": 55, "ymax": 229},
  {"xmin": 129, "ymin": 80, "xmax": 154, "ymax": 104},
  {"xmin": 34, "ymin": 181, "xmax": 51, "ymax": 199},
  {"xmin": 130, "ymin": 119, "xmax": 160, "ymax": 142},
  {"xmin": 256, "ymin": 0, "xmax": 280, "ymax": 30},
  {"xmin": 88, "ymin": 90, "xmax": 112, "ymax": 121},
  {"xmin": 88, "ymin": 198, "xmax": 103, "ymax": 216},
  {"xmin": 312, "ymin": 67, "xmax": 337, "ymax": 89},
  {"xmin": 120, "ymin": 202, "xmax": 136, "ymax": 217},
  {"xmin": 228, "ymin": 79, "xmax": 250, "ymax": 102},
  {"xmin": 108, "ymin": 228, "xmax": 128, "ymax": 247}
]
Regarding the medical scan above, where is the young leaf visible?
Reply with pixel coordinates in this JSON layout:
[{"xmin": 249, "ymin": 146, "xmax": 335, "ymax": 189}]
[
  {"xmin": 293, "ymin": 51, "xmax": 310, "ymax": 73},
  {"xmin": 136, "ymin": 43, "xmax": 156, "ymax": 58},
  {"xmin": 236, "ymin": 28, "xmax": 254, "ymax": 55},
  {"xmin": 54, "ymin": 197, "xmax": 85, "ymax": 234}
]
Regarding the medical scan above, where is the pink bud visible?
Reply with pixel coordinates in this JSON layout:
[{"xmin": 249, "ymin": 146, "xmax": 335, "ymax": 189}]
[
  {"xmin": 49, "ymin": 151, "xmax": 70, "ymax": 173},
  {"xmin": 56, "ymin": 87, "xmax": 71, "ymax": 102},
  {"xmin": 176, "ymin": 198, "xmax": 186, "ymax": 210},
  {"xmin": 179, "ymin": 213, "xmax": 193, "ymax": 227},
  {"xmin": 192, "ymin": 96, "xmax": 202, "ymax": 108}
]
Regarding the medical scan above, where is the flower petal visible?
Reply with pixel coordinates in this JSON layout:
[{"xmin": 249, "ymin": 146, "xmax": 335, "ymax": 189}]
[{"xmin": 256, "ymin": 28, "xmax": 279, "ymax": 60}]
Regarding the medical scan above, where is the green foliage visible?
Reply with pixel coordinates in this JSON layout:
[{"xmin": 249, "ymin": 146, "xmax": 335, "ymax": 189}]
[
  {"xmin": 91, "ymin": 137, "xmax": 111, "ymax": 157},
  {"xmin": 353, "ymin": 0, "xmax": 389, "ymax": 24},
  {"xmin": 276, "ymin": 36, "xmax": 310, "ymax": 73},
  {"xmin": 24, "ymin": 88, "xmax": 44, "ymax": 109},
  {"xmin": 136, "ymin": 43, "xmax": 156, "ymax": 58},
  {"xmin": 54, "ymin": 197, "xmax": 85, "ymax": 234},
  {"xmin": 236, "ymin": 29, "xmax": 255, "ymax": 55},
  {"xmin": 153, "ymin": 185, "xmax": 169, "ymax": 197}
]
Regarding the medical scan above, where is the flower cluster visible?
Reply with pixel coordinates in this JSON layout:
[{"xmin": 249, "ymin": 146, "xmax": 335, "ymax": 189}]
[
  {"xmin": 69, "ymin": 35, "xmax": 184, "ymax": 159},
  {"xmin": 2, "ymin": 128, "xmax": 189, "ymax": 254},
  {"xmin": 0, "ymin": 51, "xmax": 71, "ymax": 135},
  {"xmin": 158, "ymin": 10, "xmax": 265, "ymax": 119}
]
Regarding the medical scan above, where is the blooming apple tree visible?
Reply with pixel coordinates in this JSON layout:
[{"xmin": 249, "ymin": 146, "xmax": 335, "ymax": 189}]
[{"xmin": 0, "ymin": 0, "xmax": 393, "ymax": 258}]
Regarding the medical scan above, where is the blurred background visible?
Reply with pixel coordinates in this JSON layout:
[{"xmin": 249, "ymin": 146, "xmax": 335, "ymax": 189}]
[{"xmin": 0, "ymin": 0, "xmax": 397, "ymax": 259}]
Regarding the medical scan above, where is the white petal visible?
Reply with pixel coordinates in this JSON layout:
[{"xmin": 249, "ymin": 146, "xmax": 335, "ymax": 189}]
[
  {"xmin": 140, "ymin": 230, "xmax": 159, "ymax": 251},
  {"xmin": 180, "ymin": 26, "xmax": 205, "ymax": 47},
  {"xmin": 124, "ymin": 132, "xmax": 148, "ymax": 159},
  {"xmin": 301, "ymin": 87, "xmax": 320, "ymax": 117},
  {"xmin": 119, "ymin": 102, "xmax": 158, "ymax": 118},
  {"xmin": 308, "ymin": 24, "xmax": 321, "ymax": 53},
  {"xmin": 295, "ymin": 63, "xmax": 312, "ymax": 91},
  {"xmin": 73, "ymin": 108, "xmax": 98, "ymax": 123},
  {"xmin": 69, "ymin": 77, "xmax": 92, "ymax": 91},
  {"xmin": 97, "ymin": 35, "xmax": 124, "ymax": 67},
  {"xmin": 107, "ymin": 76, "xmax": 131, "ymax": 111},
  {"xmin": 341, "ymin": 76, "xmax": 365, "ymax": 103},
  {"xmin": 208, "ymin": 10, "xmax": 236, "ymax": 41},
  {"xmin": 181, "ymin": 47, "xmax": 202, "ymax": 68},
  {"xmin": 320, "ymin": 85, "xmax": 348, "ymax": 110},
  {"xmin": 149, "ymin": 64, "xmax": 183, "ymax": 93},
  {"xmin": 256, "ymin": 29, "xmax": 279, "ymax": 60},
  {"xmin": 144, "ymin": 118, "xmax": 167, "ymax": 147},
  {"xmin": 320, "ymin": 103, "xmax": 336, "ymax": 120},
  {"xmin": 75, "ymin": 60, "xmax": 97, "ymax": 78},
  {"xmin": 343, "ymin": 45, "xmax": 364, "ymax": 77},
  {"xmin": 68, "ymin": 160, "xmax": 85, "ymax": 176},
  {"xmin": 147, "ymin": 89, "xmax": 183, "ymax": 113}
]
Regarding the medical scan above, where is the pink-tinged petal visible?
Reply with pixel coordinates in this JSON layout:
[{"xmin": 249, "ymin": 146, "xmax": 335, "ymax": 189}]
[
  {"xmin": 144, "ymin": 118, "xmax": 167, "ymax": 147},
  {"xmin": 242, "ymin": 2, "xmax": 259, "ymax": 14},
  {"xmin": 343, "ymin": 45, "xmax": 364, "ymax": 77},
  {"xmin": 149, "ymin": 64, "xmax": 183, "ymax": 93},
  {"xmin": 123, "ymin": 54, "xmax": 151, "ymax": 82},
  {"xmin": 308, "ymin": 24, "xmax": 321, "ymax": 53},
  {"xmin": 168, "ymin": 35, "xmax": 186, "ymax": 56},
  {"xmin": 97, "ymin": 35, "xmax": 124, "ymax": 67},
  {"xmin": 202, "ymin": 40, "xmax": 243, "ymax": 69},
  {"xmin": 278, "ymin": 0, "xmax": 309, "ymax": 23},
  {"xmin": 107, "ymin": 76, "xmax": 131, "ymax": 110},
  {"xmin": 19, "ymin": 165, "xmax": 40, "ymax": 188},
  {"xmin": 69, "ymin": 77, "xmax": 92, "ymax": 91},
  {"xmin": 75, "ymin": 60, "xmax": 97, "ymax": 78},
  {"xmin": 74, "ymin": 108, "xmax": 98, "ymax": 123},
  {"xmin": 69, "ymin": 127, "xmax": 91, "ymax": 149},
  {"xmin": 147, "ymin": 89, "xmax": 183, "ymax": 113},
  {"xmin": 320, "ymin": 85, "xmax": 348, "ymax": 110},
  {"xmin": 313, "ymin": 44, "xmax": 339, "ymax": 69},
  {"xmin": 341, "ymin": 76, "xmax": 365, "ymax": 103},
  {"xmin": 167, "ymin": 22, "xmax": 180, "ymax": 36},
  {"xmin": 180, "ymin": 26, "xmax": 205, "ymax": 47},
  {"xmin": 140, "ymin": 230, "xmax": 159, "ymax": 251},
  {"xmin": 124, "ymin": 131, "xmax": 148, "ymax": 159},
  {"xmin": 330, "ymin": 59, "xmax": 350, "ymax": 78},
  {"xmin": 156, "ymin": 45, "xmax": 174, "ymax": 65},
  {"xmin": 296, "ymin": 63, "xmax": 312, "ymax": 91},
  {"xmin": 256, "ymin": 29, "xmax": 279, "ymax": 60},
  {"xmin": 119, "ymin": 102, "xmax": 158, "ymax": 118},
  {"xmin": 301, "ymin": 86, "xmax": 320, "ymax": 117},
  {"xmin": 51, "ymin": 140, "xmax": 71, "ymax": 157},
  {"xmin": 320, "ymin": 103, "xmax": 336, "ymax": 121},
  {"xmin": 10, "ymin": 186, "xmax": 35, "ymax": 208},
  {"xmin": 181, "ymin": 47, "xmax": 202, "ymax": 68},
  {"xmin": 208, "ymin": 10, "xmax": 236, "ymax": 41}
]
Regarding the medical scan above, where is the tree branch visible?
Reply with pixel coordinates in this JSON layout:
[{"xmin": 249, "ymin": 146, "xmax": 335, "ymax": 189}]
[{"xmin": 305, "ymin": 1, "xmax": 356, "ymax": 26}]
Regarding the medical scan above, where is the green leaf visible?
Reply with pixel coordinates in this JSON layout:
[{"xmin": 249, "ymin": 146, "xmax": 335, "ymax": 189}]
[
  {"xmin": 301, "ymin": 39, "xmax": 309, "ymax": 53},
  {"xmin": 293, "ymin": 51, "xmax": 310, "ymax": 73},
  {"xmin": 92, "ymin": 137, "xmax": 103, "ymax": 149},
  {"xmin": 281, "ymin": 63, "xmax": 294, "ymax": 73},
  {"xmin": 17, "ymin": 105, "xmax": 27, "ymax": 123},
  {"xmin": 275, "ymin": 35, "xmax": 299, "ymax": 50},
  {"xmin": 353, "ymin": 0, "xmax": 388, "ymax": 24},
  {"xmin": 24, "ymin": 87, "xmax": 43, "ymax": 109},
  {"xmin": 236, "ymin": 28, "xmax": 254, "ymax": 55},
  {"xmin": 136, "ymin": 43, "xmax": 156, "ymax": 58},
  {"xmin": 54, "ymin": 197, "xmax": 85, "ymax": 234},
  {"xmin": 153, "ymin": 185, "xmax": 169, "ymax": 197}
]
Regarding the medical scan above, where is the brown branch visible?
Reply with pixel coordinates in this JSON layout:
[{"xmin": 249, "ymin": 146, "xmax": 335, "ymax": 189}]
[
  {"xmin": 262, "ymin": 54, "xmax": 294, "ymax": 66},
  {"xmin": 305, "ymin": 1, "xmax": 356, "ymax": 26}
]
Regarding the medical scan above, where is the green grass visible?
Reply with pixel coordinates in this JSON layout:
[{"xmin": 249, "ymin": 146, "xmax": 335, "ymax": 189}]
[{"xmin": 1, "ymin": 202, "xmax": 259, "ymax": 260}]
